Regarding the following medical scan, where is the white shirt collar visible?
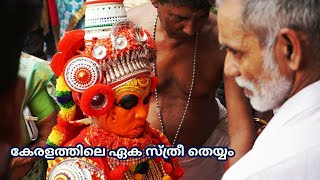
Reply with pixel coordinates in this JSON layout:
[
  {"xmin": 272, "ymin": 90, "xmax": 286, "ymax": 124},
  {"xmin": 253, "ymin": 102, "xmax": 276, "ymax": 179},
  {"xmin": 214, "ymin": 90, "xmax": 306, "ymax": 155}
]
[
  {"xmin": 255, "ymin": 80, "xmax": 320, "ymax": 147},
  {"xmin": 223, "ymin": 80, "xmax": 320, "ymax": 180}
]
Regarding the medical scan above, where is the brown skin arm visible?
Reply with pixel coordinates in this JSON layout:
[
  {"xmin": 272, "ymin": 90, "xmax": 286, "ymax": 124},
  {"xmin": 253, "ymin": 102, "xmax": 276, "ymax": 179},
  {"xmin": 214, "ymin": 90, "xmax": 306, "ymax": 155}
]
[
  {"xmin": 224, "ymin": 74, "xmax": 256, "ymax": 166},
  {"xmin": 10, "ymin": 110, "xmax": 57, "ymax": 180}
]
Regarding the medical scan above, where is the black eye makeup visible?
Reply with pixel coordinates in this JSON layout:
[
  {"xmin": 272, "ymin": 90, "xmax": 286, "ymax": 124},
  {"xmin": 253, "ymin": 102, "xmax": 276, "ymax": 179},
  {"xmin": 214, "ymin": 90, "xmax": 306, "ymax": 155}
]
[
  {"xmin": 114, "ymin": 94, "xmax": 139, "ymax": 110},
  {"xmin": 143, "ymin": 92, "xmax": 152, "ymax": 105}
]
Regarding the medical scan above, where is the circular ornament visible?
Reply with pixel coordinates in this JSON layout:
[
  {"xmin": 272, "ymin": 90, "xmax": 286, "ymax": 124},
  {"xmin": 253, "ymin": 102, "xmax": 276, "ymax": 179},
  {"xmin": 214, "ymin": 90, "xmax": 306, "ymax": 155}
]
[
  {"xmin": 92, "ymin": 44, "xmax": 107, "ymax": 60},
  {"xmin": 91, "ymin": 94, "xmax": 106, "ymax": 109},
  {"xmin": 113, "ymin": 35, "xmax": 128, "ymax": 50},
  {"xmin": 64, "ymin": 56, "xmax": 102, "ymax": 92},
  {"xmin": 134, "ymin": 26, "xmax": 147, "ymax": 45},
  {"xmin": 49, "ymin": 164, "xmax": 87, "ymax": 180},
  {"xmin": 80, "ymin": 84, "xmax": 115, "ymax": 117},
  {"xmin": 48, "ymin": 158, "xmax": 103, "ymax": 180}
]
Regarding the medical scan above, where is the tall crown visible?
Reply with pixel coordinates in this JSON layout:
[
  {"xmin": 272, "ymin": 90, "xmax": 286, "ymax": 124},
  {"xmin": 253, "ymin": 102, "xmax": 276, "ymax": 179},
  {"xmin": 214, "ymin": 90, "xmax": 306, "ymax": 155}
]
[
  {"xmin": 58, "ymin": 0, "xmax": 156, "ymax": 93},
  {"xmin": 84, "ymin": 0, "xmax": 128, "ymax": 41}
]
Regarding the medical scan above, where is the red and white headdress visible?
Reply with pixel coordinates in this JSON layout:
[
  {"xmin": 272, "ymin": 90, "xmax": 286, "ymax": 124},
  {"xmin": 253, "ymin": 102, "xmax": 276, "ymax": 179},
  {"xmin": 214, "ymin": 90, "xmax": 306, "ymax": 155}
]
[{"xmin": 50, "ymin": 0, "xmax": 156, "ymax": 117}]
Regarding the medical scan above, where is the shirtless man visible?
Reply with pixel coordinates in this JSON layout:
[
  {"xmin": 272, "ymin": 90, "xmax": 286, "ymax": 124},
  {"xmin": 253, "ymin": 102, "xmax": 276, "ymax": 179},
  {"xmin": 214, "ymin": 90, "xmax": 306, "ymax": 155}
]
[{"xmin": 128, "ymin": 0, "xmax": 255, "ymax": 179}]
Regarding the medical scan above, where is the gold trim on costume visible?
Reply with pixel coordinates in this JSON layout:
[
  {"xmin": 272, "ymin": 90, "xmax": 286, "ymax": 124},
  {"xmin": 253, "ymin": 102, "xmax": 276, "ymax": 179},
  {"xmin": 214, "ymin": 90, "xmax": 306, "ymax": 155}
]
[{"xmin": 114, "ymin": 76, "xmax": 151, "ymax": 98}]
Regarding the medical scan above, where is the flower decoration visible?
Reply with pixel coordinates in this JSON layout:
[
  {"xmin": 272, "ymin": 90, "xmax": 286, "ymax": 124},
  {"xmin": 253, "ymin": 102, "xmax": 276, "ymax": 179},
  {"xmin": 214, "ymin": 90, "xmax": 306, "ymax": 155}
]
[
  {"xmin": 50, "ymin": 30, "xmax": 85, "ymax": 76},
  {"xmin": 80, "ymin": 83, "xmax": 114, "ymax": 117}
]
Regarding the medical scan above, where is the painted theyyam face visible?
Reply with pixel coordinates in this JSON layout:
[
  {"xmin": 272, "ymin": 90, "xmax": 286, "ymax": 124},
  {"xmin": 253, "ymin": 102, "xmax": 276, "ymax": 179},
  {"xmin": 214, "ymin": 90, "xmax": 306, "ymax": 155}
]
[
  {"xmin": 217, "ymin": 0, "xmax": 292, "ymax": 111},
  {"xmin": 93, "ymin": 75, "xmax": 152, "ymax": 138}
]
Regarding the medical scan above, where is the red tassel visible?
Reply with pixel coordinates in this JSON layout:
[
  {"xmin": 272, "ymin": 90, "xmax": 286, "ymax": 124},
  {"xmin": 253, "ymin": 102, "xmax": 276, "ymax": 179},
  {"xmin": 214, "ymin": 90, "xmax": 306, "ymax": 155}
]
[
  {"xmin": 163, "ymin": 162, "xmax": 173, "ymax": 174},
  {"xmin": 80, "ymin": 84, "xmax": 114, "ymax": 117},
  {"xmin": 50, "ymin": 52, "xmax": 64, "ymax": 76},
  {"xmin": 50, "ymin": 30, "xmax": 85, "ymax": 76},
  {"xmin": 109, "ymin": 165, "xmax": 129, "ymax": 180},
  {"xmin": 58, "ymin": 29, "xmax": 85, "ymax": 52}
]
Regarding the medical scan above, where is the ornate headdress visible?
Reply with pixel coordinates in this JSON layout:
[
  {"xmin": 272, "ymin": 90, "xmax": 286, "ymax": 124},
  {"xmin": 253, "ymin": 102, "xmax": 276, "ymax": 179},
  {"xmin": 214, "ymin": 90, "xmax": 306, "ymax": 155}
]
[
  {"xmin": 46, "ymin": 2, "xmax": 185, "ymax": 179},
  {"xmin": 47, "ymin": 0, "xmax": 157, "ymax": 147}
]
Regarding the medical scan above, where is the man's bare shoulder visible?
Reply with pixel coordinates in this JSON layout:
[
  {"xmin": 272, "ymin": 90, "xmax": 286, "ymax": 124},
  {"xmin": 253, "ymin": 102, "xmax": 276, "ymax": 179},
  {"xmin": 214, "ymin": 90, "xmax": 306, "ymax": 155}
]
[
  {"xmin": 203, "ymin": 13, "xmax": 219, "ymax": 37},
  {"xmin": 198, "ymin": 13, "xmax": 220, "ymax": 51},
  {"xmin": 127, "ymin": 2, "xmax": 156, "ymax": 30},
  {"xmin": 199, "ymin": 13, "xmax": 225, "ymax": 67}
]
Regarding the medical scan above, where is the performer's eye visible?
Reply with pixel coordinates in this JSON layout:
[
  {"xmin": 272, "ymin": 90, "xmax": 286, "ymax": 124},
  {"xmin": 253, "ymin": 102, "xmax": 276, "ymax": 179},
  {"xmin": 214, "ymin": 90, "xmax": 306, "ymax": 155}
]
[
  {"xmin": 114, "ymin": 94, "xmax": 139, "ymax": 110},
  {"xmin": 143, "ymin": 92, "xmax": 152, "ymax": 105}
]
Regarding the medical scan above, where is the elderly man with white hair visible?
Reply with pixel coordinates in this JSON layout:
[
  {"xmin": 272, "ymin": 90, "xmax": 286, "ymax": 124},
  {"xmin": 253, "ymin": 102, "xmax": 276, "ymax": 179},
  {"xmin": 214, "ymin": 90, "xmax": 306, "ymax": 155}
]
[{"xmin": 217, "ymin": 0, "xmax": 320, "ymax": 179}]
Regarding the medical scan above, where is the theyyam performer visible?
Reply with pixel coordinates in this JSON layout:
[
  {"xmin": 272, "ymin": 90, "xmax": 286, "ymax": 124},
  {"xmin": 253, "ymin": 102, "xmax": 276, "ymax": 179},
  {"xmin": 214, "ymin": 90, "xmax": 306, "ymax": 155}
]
[{"xmin": 45, "ymin": 0, "xmax": 184, "ymax": 179}]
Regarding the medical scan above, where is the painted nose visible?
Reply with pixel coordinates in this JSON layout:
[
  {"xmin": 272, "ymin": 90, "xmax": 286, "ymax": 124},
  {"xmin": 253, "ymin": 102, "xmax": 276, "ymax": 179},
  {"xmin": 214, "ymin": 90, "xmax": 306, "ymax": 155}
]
[
  {"xmin": 224, "ymin": 54, "xmax": 241, "ymax": 77},
  {"xmin": 135, "ymin": 105, "xmax": 148, "ymax": 120}
]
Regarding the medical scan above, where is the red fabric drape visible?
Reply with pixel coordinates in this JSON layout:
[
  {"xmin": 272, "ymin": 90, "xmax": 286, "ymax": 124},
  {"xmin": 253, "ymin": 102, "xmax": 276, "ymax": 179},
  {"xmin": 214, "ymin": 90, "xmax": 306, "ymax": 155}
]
[{"xmin": 47, "ymin": 0, "xmax": 59, "ymax": 26}]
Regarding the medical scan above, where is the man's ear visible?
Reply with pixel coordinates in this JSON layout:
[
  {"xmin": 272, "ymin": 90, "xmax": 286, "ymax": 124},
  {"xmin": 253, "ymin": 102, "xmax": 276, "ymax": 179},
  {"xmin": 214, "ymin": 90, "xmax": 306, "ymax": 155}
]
[
  {"xmin": 275, "ymin": 28, "xmax": 302, "ymax": 71},
  {"xmin": 151, "ymin": 0, "xmax": 159, "ymax": 8}
]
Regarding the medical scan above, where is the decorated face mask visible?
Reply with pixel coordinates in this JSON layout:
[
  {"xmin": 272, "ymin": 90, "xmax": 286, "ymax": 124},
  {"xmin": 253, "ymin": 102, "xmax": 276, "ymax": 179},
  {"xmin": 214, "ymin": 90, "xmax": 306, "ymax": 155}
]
[{"xmin": 92, "ymin": 75, "xmax": 155, "ymax": 138}]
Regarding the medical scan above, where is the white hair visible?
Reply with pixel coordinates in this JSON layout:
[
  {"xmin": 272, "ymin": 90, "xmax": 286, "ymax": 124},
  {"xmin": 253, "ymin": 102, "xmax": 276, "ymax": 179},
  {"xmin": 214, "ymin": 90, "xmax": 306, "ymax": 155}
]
[
  {"xmin": 218, "ymin": 0, "xmax": 320, "ymax": 60},
  {"xmin": 215, "ymin": 0, "xmax": 223, "ymax": 7},
  {"xmin": 242, "ymin": 0, "xmax": 320, "ymax": 60}
]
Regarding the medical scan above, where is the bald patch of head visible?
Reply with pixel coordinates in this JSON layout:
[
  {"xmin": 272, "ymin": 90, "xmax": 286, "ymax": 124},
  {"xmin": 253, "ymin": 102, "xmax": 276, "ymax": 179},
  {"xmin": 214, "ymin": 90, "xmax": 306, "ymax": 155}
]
[
  {"xmin": 217, "ymin": 0, "xmax": 245, "ymax": 46},
  {"xmin": 218, "ymin": 0, "xmax": 243, "ymax": 27}
]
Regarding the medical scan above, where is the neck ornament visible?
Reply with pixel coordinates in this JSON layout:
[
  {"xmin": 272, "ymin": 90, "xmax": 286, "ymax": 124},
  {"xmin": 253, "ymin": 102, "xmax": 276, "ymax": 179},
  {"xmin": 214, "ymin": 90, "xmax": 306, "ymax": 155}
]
[{"xmin": 152, "ymin": 14, "xmax": 198, "ymax": 146}]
